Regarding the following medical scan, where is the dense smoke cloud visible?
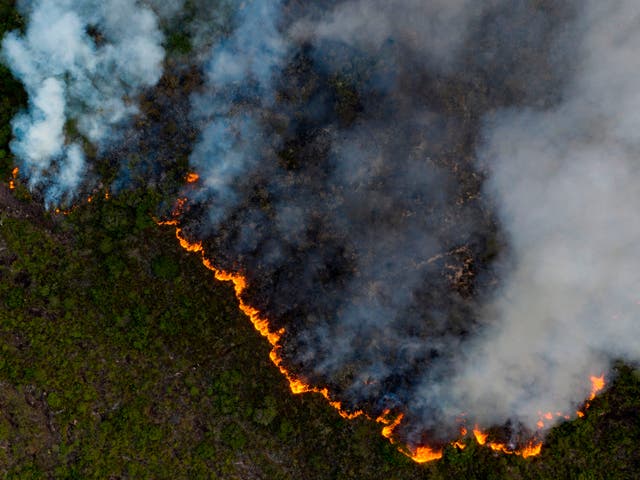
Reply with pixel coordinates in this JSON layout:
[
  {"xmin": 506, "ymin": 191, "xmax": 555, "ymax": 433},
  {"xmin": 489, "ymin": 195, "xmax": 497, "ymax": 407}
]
[
  {"xmin": 3, "ymin": 0, "xmax": 640, "ymax": 450},
  {"xmin": 439, "ymin": 0, "xmax": 640, "ymax": 429},
  {"xmin": 2, "ymin": 0, "xmax": 165, "ymax": 204}
]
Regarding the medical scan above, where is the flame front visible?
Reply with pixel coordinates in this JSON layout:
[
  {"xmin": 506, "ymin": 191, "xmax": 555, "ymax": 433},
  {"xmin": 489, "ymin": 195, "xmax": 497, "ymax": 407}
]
[
  {"xmin": 174, "ymin": 227, "xmax": 364, "ymax": 419},
  {"xmin": 375, "ymin": 411, "xmax": 443, "ymax": 462},
  {"xmin": 156, "ymin": 196, "xmax": 607, "ymax": 465},
  {"xmin": 471, "ymin": 424, "xmax": 542, "ymax": 457}
]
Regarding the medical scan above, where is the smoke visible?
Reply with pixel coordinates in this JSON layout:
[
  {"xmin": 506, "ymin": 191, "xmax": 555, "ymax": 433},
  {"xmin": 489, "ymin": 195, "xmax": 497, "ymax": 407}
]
[
  {"xmin": 2, "ymin": 0, "xmax": 166, "ymax": 205},
  {"xmin": 4, "ymin": 0, "xmax": 640, "ymax": 450},
  {"xmin": 184, "ymin": 0, "xmax": 580, "ymax": 444},
  {"xmin": 440, "ymin": 0, "xmax": 640, "ymax": 429},
  {"xmin": 291, "ymin": 0, "xmax": 477, "ymax": 73},
  {"xmin": 189, "ymin": 0, "xmax": 290, "ymax": 225}
]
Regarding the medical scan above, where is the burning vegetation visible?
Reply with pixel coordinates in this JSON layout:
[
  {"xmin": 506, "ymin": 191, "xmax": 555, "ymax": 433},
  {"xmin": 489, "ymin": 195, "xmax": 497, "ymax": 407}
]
[
  {"xmin": 157, "ymin": 193, "xmax": 608, "ymax": 462},
  {"xmin": 2, "ymin": 0, "xmax": 639, "ymax": 472}
]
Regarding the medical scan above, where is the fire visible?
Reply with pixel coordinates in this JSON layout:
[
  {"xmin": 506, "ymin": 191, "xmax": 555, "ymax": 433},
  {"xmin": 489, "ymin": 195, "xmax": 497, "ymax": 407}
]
[
  {"xmin": 157, "ymin": 196, "xmax": 609, "ymax": 465},
  {"xmin": 467, "ymin": 374, "xmax": 606, "ymax": 459},
  {"xmin": 185, "ymin": 172, "xmax": 199, "ymax": 183},
  {"xmin": 8, "ymin": 166, "xmax": 18, "ymax": 190},
  {"xmin": 408, "ymin": 445, "xmax": 443, "ymax": 463},
  {"xmin": 588, "ymin": 374, "xmax": 605, "ymax": 401},
  {"xmin": 488, "ymin": 443, "xmax": 512, "ymax": 454},
  {"xmin": 473, "ymin": 427, "xmax": 488, "ymax": 445},
  {"xmin": 471, "ymin": 430, "xmax": 542, "ymax": 458},
  {"xmin": 453, "ymin": 440, "xmax": 466, "ymax": 450},
  {"xmin": 377, "ymin": 411, "xmax": 404, "ymax": 439},
  {"xmin": 519, "ymin": 442, "xmax": 543, "ymax": 458},
  {"xmin": 577, "ymin": 374, "xmax": 605, "ymax": 417},
  {"xmin": 374, "ymin": 412, "xmax": 444, "ymax": 461},
  {"xmin": 51, "ymin": 189, "xmax": 111, "ymax": 216}
]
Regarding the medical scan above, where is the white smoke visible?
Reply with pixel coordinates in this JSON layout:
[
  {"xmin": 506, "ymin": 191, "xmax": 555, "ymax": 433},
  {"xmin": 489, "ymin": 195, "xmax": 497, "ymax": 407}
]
[
  {"xmin": 430, "ymin": 0, "xmax": 640, "ymax": 430},
  {"xmin": 2, "ymin": 0, "xmax": 165, "ymax": 205},
  {"xmin": 227, "ymin": 0, "xmax": 640, "ymax": 438},
  {"xmin": 189, "ymin": 0, "xmax": 290, "ymax": 226}
]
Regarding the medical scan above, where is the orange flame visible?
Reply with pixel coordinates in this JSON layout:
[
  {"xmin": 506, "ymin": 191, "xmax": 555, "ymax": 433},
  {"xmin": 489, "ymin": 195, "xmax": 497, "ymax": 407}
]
[
  {"xmin": 407, "ymin": 445, "xmax": 443, "ymax": 463},
  {"xmin": 185, "ymin": 172, "xmax": 199, "ymax": 183},
  {"xmin": 53, "ymin": 190, "xmax": 110, "ymax": 216},
  {"xmin": 377, "ymin": 411, "xmax": 404, "ymax": 439},
  {"xmin": 374, "ymin": 412, "xmax": 443, "ymax": 461},
  {"xmin": 469, "ymin": 374, "xmax": 605, "ymax": 459},
  {"xmin": 473, "ymin": 427, "xmax": 488, "ymax": 445},
  {"xmin": 488, "ymin": 442, "xmax": 512, "ymax": 454},
  {"xmin": 8, "ymin": 166, "xmax": 18, "ymax": 190},
  {"xmin": 588, "ymin": 375, "xmax": 605, "ymax": 401},
  {"xmin": 577, "ymin": 374, "xmax": 605, "ymax": 417},
  {"xmin": 164, "ymin": 218, "xmax": 549, "ymax": 463},
  {"xmin": 519, "ymin": 442, "xmax": 543, "ymax": 458},
  {"xmin": 479, "ymin": 438, "xmax": 543, "ymax": 457},
  {"xmin": 471, "ymin": 425, "xmax": 543, "ymax": 457}
]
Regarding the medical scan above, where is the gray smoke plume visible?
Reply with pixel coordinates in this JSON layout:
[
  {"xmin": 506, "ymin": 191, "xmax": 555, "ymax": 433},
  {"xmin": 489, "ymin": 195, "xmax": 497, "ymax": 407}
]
[
  {"xmin": 2, "ymin": 0, "xmax": 166, "ymax": 205},
  {"xmin": 189, "ymin": 0, "xmax": 290, "ymax": 225},
  {"xmin": 437, "ymin": 0, "xmax": 640, "ymax": 431},
  {"xmin": 291, "ymin": 0, "xmax": 477, "ymax": 73},
  {"xmin": 4, "ymin": 0, "xmax": 640, "ymax": 450}
]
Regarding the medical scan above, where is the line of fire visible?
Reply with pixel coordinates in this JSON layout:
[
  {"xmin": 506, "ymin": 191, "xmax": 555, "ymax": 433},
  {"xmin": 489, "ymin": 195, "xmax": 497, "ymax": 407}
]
[{"xmin": 153, "ymin": 184, "xmax": 605, "ymax": 465}]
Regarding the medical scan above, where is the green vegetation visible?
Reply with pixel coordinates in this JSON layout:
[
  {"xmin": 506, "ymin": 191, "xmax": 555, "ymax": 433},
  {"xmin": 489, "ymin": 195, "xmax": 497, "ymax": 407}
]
[{"xmin": 0, "ymin": 178, "xmax": 637, "ymax": 479}]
